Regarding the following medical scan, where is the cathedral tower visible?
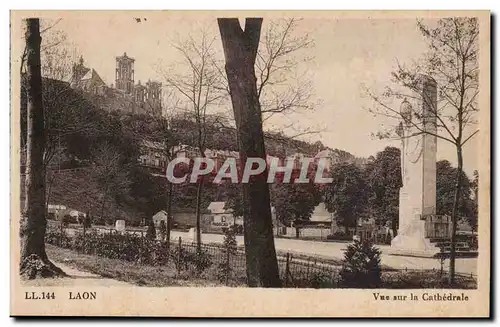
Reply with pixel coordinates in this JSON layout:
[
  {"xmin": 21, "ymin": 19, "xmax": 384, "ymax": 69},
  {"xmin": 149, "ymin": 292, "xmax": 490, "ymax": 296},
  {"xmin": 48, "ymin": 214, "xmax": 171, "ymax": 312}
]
[
  {"xmin": 146, "ymin": 80, "xmax": 162, "ymax": 116},
  {"xmin": 115, "ymin": 52, "xmax": 135, "ymax": 94}
]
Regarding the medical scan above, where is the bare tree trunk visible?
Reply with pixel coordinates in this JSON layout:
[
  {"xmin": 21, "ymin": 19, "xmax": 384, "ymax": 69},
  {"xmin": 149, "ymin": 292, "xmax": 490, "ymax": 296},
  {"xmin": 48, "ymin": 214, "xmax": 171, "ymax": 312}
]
[
  {"xmin": 20, "ymin": 18, "xmax": 64, "ymax": 278},
  {"xmin": 449, "ymin": 146, "xmax": 463, "ymax": 284},
  {"xmin": 100, "ymin": 195, "xmax": 107, "ymax": 224},
  {"xmin": 166, "ymin": 181, "xmax": 173, "ymax": 246},
  {"xmin": 392, "ymin": 217, "xmax": 398, "ymax": 237},
  {"xmin": 195, "ymin": 176, "xmax": 204, "ymax": 252},
  {"xmin": 218, "ymin": 18, "xmax": 281, "ymax": 287}
]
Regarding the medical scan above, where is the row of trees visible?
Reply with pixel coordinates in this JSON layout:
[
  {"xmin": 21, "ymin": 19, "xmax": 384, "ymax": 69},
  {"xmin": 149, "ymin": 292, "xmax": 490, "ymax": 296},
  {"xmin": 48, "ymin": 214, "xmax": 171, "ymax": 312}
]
[
  {"xmin": 367, "ymin": 17, "xmax": 479, "ymax": 284},
  {"xmin": 20, "ymin": 16, "xmax": 480, "ymax": 288},
  {"xmin": 19, "ymin": 17, "xmax": 319, "ymax": 283},
  {"xmin": 231, "ymin": 146, "xmax": 477, "ymax": 238}
]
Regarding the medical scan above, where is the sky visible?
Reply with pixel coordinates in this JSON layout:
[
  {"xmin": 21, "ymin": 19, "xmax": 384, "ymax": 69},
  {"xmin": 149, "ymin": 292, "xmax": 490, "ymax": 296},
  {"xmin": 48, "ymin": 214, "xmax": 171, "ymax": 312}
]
[{"xmin": 17, "ymin": 12, "xmax": 479, "ymax": 176}]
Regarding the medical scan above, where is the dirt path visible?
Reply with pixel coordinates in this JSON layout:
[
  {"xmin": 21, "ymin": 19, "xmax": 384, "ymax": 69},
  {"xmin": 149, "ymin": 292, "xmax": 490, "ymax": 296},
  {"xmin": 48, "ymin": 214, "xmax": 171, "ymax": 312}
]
[{"xmin": 22, "ymin": 261, "xmax": 132, "ymax": 287}]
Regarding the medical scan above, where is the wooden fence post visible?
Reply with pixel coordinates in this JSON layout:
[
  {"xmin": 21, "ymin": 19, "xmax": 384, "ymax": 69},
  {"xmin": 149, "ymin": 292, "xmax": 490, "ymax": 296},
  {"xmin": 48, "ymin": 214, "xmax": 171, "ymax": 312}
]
[
  {"xmin": 177, "ymin": 237, "xmax": 182, "ymax": 275},
  {"xmin": 83, "ymin": 221, "xmax": 87, "ymax": 253},
  {"xmin": 138, "ymin": 230, "xmax": 143, "ymax": 265},
  {"xmin": 225, "ymin": 247, "xmax": 230, "ymax": 286},
  {"xmin": 285, "ymin": 253, "xmax": 290, "ymax": 287},
  {"xmin": 59, "ymin": 220, "xmax": 63, "ymax": 247}
]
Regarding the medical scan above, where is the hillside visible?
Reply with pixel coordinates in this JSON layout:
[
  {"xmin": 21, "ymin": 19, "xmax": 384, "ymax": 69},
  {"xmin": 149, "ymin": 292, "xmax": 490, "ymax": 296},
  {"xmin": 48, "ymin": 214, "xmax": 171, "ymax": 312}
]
[{"xmin": 21, "ymin": 168, "xmax": 138, "ymax": 223}]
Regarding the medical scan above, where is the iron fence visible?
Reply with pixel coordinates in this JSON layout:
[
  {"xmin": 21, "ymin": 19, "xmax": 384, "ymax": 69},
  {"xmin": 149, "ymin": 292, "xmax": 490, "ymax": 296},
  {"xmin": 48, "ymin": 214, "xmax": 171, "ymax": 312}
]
[{"xmin": 45, "ymin": 226, "xmax": 477, "ymax": 288}]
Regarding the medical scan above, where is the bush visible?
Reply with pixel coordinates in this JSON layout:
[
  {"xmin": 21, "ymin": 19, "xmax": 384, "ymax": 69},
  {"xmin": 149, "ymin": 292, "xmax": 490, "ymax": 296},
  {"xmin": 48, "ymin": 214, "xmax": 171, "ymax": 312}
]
[
  {"xmin": 169, "ymin": 245, "xmax": 212, "ymax": 276},
  {"xmin": 232, "ymin": 224, "xmax": 244, "ymax": 235},
  {"xmin": 93, "ymin": 217, "xmax": 105, "ymax": 226},
  {"xmin": 309, "ymin": 272, "xmax": 334, "ymax": 288},
  {"xmin": 83, "ymin": 215, "xmax": 92, "ymax": 229},
  {"xmin": 468, "ymin": 235, "xmax": 478, "ymax": 250},
  {"xmin": 216, "ymin": 226, "xmax": 238, "ymax": 283},
  {"xmin": 340, "ymin": 239, "xmax": 382, "ymax": 288},
  {"xmin": 159, "ymin": 220, "xmax": 167, "ymax": 241},
  {"xmin": 192, "ymin": 249, "xmax": 213, "ymax": 274},
  {"xmin": 170, "ymin": 245, "xmax": 190, "ymax": 274},
  {"xmin": 146, "ymin": 221, "xmax": 156, "ymax": 240},
  {"xmin": 45, "ymin": 227, "xmax": 72, "ymax": 248},
  {"xmin": 456, "ymin": 234, "xmax": 478, "ymax": 251},
  {"xmin": 327, "ymin": 231, "xmax": 352, "ymax": 241},
  {"xmin": 62, "ymin": 215, "xmax": 72, "ymax": 227},
  {"xmin": 128, "ymin": 219, "xmax": 142, "ymax": 227}
]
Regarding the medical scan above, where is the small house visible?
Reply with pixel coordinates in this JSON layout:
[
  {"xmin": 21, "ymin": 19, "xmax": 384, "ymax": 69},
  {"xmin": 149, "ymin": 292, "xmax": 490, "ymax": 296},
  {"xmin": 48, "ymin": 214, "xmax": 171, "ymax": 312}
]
[{"xmin": 152, "ymin": 210, "xmax": 168, "ymax": 227}]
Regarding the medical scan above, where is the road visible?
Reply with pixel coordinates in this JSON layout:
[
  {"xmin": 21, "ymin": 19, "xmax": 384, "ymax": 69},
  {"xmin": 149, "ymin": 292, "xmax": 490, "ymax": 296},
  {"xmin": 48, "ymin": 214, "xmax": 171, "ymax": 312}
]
[
  {"xmin": 64, "ymin": 227, "xmax": 477, "ymax": 275},
  {"xmin": 169, "ymin": 231, "xmax": 477, "ymax": 276}
]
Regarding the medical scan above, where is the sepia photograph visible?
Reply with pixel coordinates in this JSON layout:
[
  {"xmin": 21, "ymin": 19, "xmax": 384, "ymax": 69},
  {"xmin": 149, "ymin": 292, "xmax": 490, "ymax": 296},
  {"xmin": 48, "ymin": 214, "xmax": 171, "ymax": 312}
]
[{"xmin": 10, "ymin": 10, "xmax": 490, "ymax": 317}]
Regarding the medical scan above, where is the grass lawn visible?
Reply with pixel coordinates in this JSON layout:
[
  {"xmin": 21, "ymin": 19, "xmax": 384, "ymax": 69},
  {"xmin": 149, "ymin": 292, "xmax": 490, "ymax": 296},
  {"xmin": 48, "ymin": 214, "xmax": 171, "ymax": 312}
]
[
  {"xmin": 46, "ymin": 243, "xmax": 477, "ymax": 289},
  {"xmin": 46, "ymin": 244, "xmax": 223, "ymax": 287}
]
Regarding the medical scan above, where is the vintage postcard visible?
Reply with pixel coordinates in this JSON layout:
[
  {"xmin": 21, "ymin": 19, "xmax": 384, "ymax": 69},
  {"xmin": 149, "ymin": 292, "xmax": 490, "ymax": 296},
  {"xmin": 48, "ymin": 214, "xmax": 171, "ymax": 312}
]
[{"xmin": 10, "ymin": 10, "xmax": 490, "ymax": 317}]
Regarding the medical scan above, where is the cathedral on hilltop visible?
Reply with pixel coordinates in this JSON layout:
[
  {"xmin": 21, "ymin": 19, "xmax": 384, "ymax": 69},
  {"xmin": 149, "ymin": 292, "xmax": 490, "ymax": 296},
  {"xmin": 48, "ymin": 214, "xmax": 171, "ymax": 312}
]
[{"xmin": 71, "ymin": 52, "xmax": 162, "ymax": 117}]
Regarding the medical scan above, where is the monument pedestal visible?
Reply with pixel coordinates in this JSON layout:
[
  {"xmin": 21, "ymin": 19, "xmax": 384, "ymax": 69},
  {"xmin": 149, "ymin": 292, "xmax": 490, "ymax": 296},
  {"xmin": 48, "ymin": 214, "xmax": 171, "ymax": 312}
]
[{"xmin": 390, "ymin": 219, "xmax": 440, "ymax": 257}]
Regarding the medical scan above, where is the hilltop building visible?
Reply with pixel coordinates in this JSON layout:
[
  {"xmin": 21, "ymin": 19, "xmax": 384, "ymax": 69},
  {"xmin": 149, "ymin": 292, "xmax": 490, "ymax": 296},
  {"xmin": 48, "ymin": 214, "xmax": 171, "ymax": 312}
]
[{"xmin": 71, "ymin": 53, "xmax": 162, "ymax": 116}]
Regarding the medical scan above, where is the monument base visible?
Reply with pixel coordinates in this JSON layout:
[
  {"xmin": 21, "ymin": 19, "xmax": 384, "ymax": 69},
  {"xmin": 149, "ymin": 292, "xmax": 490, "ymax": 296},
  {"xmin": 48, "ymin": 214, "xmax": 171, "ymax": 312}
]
[{"xmin": 389, "ymin": 220, "xmax": 440, "ymax": 258}]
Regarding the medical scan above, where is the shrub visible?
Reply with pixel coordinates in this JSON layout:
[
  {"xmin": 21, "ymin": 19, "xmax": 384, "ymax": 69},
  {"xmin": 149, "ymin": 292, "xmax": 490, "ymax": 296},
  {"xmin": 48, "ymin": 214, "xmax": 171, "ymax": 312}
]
[
  {"xmin": 233, "ymin": 224, "xmax": 244, "ymax": 235},
  {"xmin": 146, "ymin": 221, "xmax": 156, "ymax": 240},
  {"xmin": 222, "ymin": 226, "xmax": 237, "ymax": 254},
  {"xmin": 468, "ymin": 235, "xmax": 478, "ymax": 250},
  {"xmin": 45, "ymin": 227, "xmax": 72, "ymax": 248},
  {"xmin": 93, "ymin": 217, "xmax": 105, "ymax": 226},
  {"xmin": 62, "ymin": 215, "xmax": 72, "ymax": 227},
  {"xmin": 340, "ymin": 239, "xmax": 382, "ymax": 288},
  {"xmin": 170, "ymin": 245, "xmax": 190, "ymax": 274},
  {"xmin": 150, "ymin": 240, "xmax": 170, "ymax": 266},
  {"xmin": 327, "ymin": 231, "xmax": 352, "ymax": 241},
  {"xmin": 309, "ymin": 272, "xmax": 334, "ymax": 288},
  {"xmin": 192, "ymin": 249, "xmax": 213, "ymax": 274},
  {"xmin": 216, "ymin": 226, "xmax": 238, "ymax": 283},
  {"xmin": 457, "ymin": 234, "xmax": 478, "ymax": 251},
  {"xmin": 159, "ymin": 220, "xmax": 167, "ymax": 242},
  {"xmin": 83, "ymin": 215, "xmax": 92, "ymax": 229}
]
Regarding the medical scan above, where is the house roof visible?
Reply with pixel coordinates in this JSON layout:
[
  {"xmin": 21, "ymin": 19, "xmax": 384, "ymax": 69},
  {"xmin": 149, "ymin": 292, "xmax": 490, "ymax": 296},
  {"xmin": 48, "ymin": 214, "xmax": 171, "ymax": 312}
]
[
  {"xmin": 153, "ymin": 210, "xmax": 168, "ymax": 219},
  {"xmin": 207, "ymin": 201, "xmax": 229, "ymax": 214}
]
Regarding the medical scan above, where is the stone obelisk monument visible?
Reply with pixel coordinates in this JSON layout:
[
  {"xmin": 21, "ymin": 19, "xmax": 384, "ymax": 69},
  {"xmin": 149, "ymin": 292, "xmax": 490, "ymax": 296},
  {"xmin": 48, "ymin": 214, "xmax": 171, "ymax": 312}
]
[{"xmin": 390, "ymin": 75, "xmax": 441, "ymax": 256}]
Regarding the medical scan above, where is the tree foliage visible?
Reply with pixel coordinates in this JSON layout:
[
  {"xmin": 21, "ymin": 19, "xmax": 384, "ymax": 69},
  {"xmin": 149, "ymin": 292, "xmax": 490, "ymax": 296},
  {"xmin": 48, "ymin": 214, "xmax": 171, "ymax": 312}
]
[
  {"xmin": 436, "ymin": 160, "xmax": 476, "ymax": 228},
  {"xmin": 366, "ymin": 147, "xmax": 402, "ymax": 234},
  {"xmin": 366, "ymin": 17, "xmax": 479, "ymax": 284},
  {"xmin": 271, "ymin": 180, "xmax": 321, "ymax": 226},
  {"xmin": 324, "ymin": 162, "xmax": 368, "ymax": 231}
]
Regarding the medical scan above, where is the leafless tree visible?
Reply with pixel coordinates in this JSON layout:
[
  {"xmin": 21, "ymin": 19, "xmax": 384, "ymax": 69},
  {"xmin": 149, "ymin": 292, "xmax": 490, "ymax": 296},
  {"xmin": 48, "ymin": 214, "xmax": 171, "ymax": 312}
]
[
  {"xmin": 256, "ymin": 19, "xmax": 316, "ymax": 119},
  {"xmin": 20, "ymin": 18, "xmax": 65, "ymax": 278},
  {"xmin": 91, "ymin": 142, "xmax": 132, "ymax": 222},
  {"xmin": 366, "ymin": 17, "xmax": 479, "ymax": 284},
  {"xmin": 158, "ymin": 30, "xmax": 227, "ymax": 251},
  {"xmin": 20, "ymin": 18, "xmax": 76, "ymax": 82},
  {"xmin": 126, "ymin": 96, "xmax": 184, "ymax": 246},
  {"xmin": 216, "ymin": 18, "xmax": 321, "ymax": 138},
  {"xmin": 218, "ymin": 17, "xmax": 282, "ymax": 287},
  {"xmin": 20, "ymin": 19, "xmax": 87, "ymax": 216}
]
